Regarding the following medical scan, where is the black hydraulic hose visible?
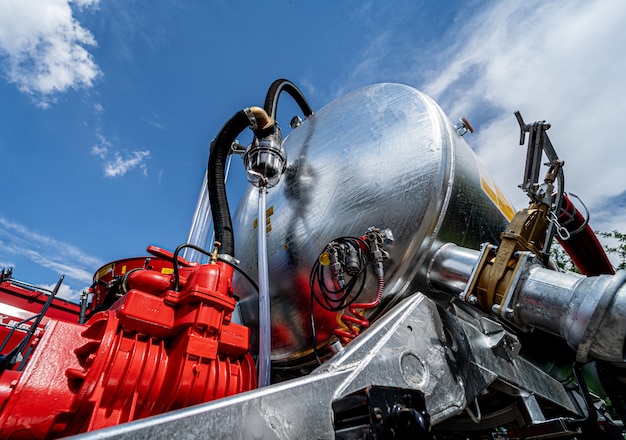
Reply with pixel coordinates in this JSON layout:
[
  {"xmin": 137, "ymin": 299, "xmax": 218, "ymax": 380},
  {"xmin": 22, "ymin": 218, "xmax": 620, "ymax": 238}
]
[
  {"xmin": 207, "ymin": 110, "xmax": 250, "ymax": 257},
  {"xmin": 209, "ymin": 79, "xmax": 312, "ymax": 257},
  {"xmin": 567, "ymin": 362, "xmax": 598, "ymax": 430},
  {"xmin": 171, "ymin": 243, "xmax": 259, "ymax": 293},
  {"xmin": 264, "ymin": 79, "xmax": 314, "ymax": 120}
]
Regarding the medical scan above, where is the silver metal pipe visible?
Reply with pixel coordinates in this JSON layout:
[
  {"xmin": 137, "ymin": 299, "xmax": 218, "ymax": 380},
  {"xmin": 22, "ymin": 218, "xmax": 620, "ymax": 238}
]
[
  {"xmin": 427, "ymin": 243, "xmax": 626, "ymax": 363},
  {"xmin": 517, "ymin": 267, "xmax": 626, "ymax": 363},
  {"xmin": 182, "ymin": 169, "xmax": 212, "ymax": 263},
  {"xmin": 257, "ymin": 187, "xmax": 272, "ymax": 387},
  {"xmin": 426, "ymin": 243, "xmax": 479, "ymax": 295}
]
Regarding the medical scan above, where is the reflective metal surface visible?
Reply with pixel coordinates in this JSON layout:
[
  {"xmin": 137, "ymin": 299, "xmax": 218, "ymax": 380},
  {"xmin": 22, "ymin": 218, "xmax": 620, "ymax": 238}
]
[
  {"xmin": 518, "ymin": 267, "xmax": 626, "ymax": 362},
  {"xmin": 427, "ymin": 242, "xmax": 626, "ymax": 363},
  {"xmin": 71, "ymin": 293, "xmax": 578, "ymax": 440},
  {"xmin": 231, "ymin": 83, "xmax": 512, "ymax": 361}
]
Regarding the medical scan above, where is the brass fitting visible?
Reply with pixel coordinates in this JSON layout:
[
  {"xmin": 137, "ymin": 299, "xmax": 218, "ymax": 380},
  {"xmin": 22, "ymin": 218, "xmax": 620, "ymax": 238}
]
[
  {"xmin": 247, "ymin": 106, "xmax": 275, "ymax": 131},
  {"xmin": 461, "ymin": 198, "xmax": 551, "ymax": 314}
]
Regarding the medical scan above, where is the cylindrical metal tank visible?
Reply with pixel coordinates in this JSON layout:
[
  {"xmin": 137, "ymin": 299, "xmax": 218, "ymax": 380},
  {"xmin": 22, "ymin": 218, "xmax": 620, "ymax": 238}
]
[{"xmin": 231, "ymin": 83, "xmax": 514, "ymax": 363}]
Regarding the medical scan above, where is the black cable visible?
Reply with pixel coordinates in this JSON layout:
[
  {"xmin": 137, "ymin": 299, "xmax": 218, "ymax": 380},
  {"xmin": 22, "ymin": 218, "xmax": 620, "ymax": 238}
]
[
  {"xmin": 170, "ymin": 243, "xmax": 259, "ymax": 294},
  {"xmin": 218, "ymin": 257, "xmax": 259, "ymax": 293},
  {"xmin": 310, "ymin": 292, "xmax": 322, "ymax": 366},
  {"xmin": 568, "ymin": 362, "xmax": 598, "ymax": 429},
  {"xmin": 172, "ymin": 243, "xmax": 203, "ymax": 291},
  {"xmin": 207, "ymin": 79, "xmax": 314, "ymax": 261},
  {"xmin": 309, "ymin": 236, "xmax": 371, "ymax": 365},
  {"xmin": 312, "ymin": 261, "xmax": 368, "ymax": 311},
  {"xmin": 310, "ymin": 237, "xmax": 369, "ymax": 311}
]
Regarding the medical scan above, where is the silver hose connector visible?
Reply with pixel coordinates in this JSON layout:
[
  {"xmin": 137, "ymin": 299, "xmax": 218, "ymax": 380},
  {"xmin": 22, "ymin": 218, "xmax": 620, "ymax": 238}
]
[
  {"xmin": 517, "ymin": 267, "xmax": 626, "ymax": 363},
  {"xmin": 427, "ymin": 243, "xmax": 626, "ymax": 363}
]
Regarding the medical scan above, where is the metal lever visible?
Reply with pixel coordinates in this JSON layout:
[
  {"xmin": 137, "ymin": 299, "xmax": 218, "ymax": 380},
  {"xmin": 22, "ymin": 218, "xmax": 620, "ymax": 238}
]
[{"xmin": 515, "ymin": 111, "xmax": 565, "ymax": 255}]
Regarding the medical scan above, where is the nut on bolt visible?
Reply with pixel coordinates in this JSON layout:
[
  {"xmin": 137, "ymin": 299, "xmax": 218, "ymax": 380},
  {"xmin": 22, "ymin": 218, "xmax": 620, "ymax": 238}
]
[{"xmin": 372, "ymin": 407, "xmax": 383, "ymax": 422}]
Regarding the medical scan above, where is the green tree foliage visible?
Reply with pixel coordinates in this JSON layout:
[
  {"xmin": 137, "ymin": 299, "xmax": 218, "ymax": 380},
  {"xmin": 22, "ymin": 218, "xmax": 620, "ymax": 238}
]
[
  {"xmin": 550, "ymin": 242, "xmax": 580, "ymax": 273},
  {"xmin": 550, "ymin": 230, "xmax": 626, "ymax": 272},
  {"xmin": 597, "ymin": 230, "xmax": 626, "ymax": 270}
]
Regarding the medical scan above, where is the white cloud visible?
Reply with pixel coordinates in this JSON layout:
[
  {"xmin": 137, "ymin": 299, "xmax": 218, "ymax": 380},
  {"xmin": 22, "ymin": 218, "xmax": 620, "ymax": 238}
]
[
  {"xmin": 417, "ymin": 0, "xmax": 626, "ymax": 234},
  {"xmin": 39, "ymin": 282, "xmax": 87, "ymax": 303},
  {"xmin": 23, "ymin": 248, "xmax": 95, "ymax": 284},
  {"xmin": 91, "ymin": 133, "xmax": 109, "ymax": 158},
  {"xmin": 104, "ymin": 150, "xmax": 150, "ymax": 177},
  {"xmin": 0, "ymin": 216, "xmax": 103, "ymax": 300},
  {"xmin": 0, "ymin": 261, "xmax": 14, "ymax": 270},
  {"xmin": 335, "ymin": 0, "xmax": 626, "ymax": 254},
  {"xmin": 0, "ymin": 0, "xmax": 101, "ymax": 106},
  {"xmin": 91, "ymin": 144, "xmax": 108, "ymax": 158},
  {"xmin": 91, "ymin": 134, "xmax": 150, "ymax": 177}
]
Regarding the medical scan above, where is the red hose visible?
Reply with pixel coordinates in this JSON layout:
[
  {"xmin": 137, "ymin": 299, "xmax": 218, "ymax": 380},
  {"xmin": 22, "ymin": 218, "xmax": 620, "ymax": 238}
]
[
  {"xmin": 334, "ymin": 276, "xmax": 384, "ymax": 345},
  {"xmin": 557, "ymin": 193, "xmax": 614, "ymax": 276}
]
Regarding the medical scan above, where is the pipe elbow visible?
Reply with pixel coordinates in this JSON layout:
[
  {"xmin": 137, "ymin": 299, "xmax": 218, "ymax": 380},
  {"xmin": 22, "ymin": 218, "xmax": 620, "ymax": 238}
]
[{"xmin": 246, "ymin": 106, "xmax": 275, "ymax": 131}]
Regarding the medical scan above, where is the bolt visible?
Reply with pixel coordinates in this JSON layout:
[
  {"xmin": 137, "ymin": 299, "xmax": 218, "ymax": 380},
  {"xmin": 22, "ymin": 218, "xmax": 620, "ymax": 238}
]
[
  {"xmin": 289, "ymin": 115, "xmax": 302, "ymax": 129},
  {"xmin": 372, "ymin": 407, "xmax": 383, "ymax": 423}
]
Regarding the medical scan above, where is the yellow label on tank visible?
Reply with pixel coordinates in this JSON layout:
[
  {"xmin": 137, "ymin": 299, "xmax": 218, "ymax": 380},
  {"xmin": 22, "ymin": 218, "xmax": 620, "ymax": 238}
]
[
  {"xmin": 96, "ymin": 264, "xmax": 113, "ymax": 280},
  {"xmin": 253, "ymin": 205, "xmax": 275, "ymax": 233},
  {"xmin": 480, "ymin": 176, "xmax": 516, "ymax": 221}
]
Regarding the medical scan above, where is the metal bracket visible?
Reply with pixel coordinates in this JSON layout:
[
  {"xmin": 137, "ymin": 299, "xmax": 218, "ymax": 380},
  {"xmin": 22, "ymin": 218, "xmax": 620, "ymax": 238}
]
[
  {"xmin": 514, "ymin": 111, "xmax": 565, "ymax": 256},
  {"xmin": 333, "ymin": 386, "xmax": 433, "ymax": 439}
]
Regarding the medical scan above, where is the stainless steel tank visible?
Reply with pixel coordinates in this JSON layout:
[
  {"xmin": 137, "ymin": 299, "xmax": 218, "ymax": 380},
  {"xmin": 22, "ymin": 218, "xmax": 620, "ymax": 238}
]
[{"xmin": 231, "ymin": 83, "xmax": 514, "ymax": 363}]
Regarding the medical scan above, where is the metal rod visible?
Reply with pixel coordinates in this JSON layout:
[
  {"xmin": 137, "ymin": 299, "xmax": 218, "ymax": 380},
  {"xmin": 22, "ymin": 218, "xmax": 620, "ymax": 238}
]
[{"xmin": 257, "ymin": 186, "xmax": 272, "ymax": 387}]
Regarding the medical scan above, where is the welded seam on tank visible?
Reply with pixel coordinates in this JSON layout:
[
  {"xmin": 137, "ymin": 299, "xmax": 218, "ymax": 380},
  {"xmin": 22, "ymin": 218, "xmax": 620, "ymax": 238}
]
[
  {"xmin": 386, "ymin": 91, "xmax": 457, "ymax": 298},
  {"xmin": 422, "ymin": 92, "xmax": 456, "ymax": 252}
]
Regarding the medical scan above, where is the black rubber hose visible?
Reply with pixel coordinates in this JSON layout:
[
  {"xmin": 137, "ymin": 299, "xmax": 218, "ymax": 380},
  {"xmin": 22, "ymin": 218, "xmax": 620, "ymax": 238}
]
[
  {"xmin": 171, "ymin": 243, "xmax": 259, "ymax": 293},
  {"xmin": 207, "ymin": 109, "xmax": 250, "ymax": 257},
  {"xmin": 264, "ymin": 79, "xmax": 314, "ymax": 120}
]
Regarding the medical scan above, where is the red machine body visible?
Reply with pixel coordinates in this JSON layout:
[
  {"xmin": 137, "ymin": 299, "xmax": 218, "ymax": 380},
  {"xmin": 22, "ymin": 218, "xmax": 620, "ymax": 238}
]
[
  {"xmin": 0, "ymin": 273, "xmax": 81, "ymax": 324},
  {"xmin": 0, "ymin": 254, "xmax": 256, "ymax": 439}
]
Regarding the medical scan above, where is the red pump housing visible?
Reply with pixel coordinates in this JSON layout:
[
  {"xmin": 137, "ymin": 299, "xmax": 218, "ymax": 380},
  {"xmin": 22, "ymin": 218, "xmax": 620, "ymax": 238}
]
[{"xmin": 0, "ymin": 252, "xmax": 256, "ymax": 439}]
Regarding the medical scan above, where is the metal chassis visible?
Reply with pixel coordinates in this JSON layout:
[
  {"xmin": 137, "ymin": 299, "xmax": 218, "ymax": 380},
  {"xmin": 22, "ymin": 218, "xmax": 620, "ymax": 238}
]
[{"xmin": 72, "ymin": 293, "xmax": 579, "ymax": 439}]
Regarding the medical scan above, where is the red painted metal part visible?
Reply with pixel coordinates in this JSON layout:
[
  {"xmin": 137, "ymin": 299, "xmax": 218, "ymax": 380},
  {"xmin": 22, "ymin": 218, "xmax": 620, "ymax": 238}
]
[
  {"xmin": 0, "ymin": 279, "xmax": 81, "ymax": 324},
  {"xmin": 0, "ymin": 276, "xmax": 81, "ymax": 372},
  {"xmin": 0, "ymin": 259, "xmax": 256, "ymax": 439},
  {"xmin": 90, "ymin": 246, "xmax": 190, "ymax": 312},
  {"xmin": 557, "ymin": 193, "xmax": 615, "ymax": 276}
]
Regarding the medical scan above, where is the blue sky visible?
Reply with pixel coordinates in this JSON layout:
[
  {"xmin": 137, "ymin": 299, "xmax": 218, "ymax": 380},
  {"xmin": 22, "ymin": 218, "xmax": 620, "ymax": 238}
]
[{"xmin": 1, "ymin": 0, "xmax": 625, "ymax": 301}]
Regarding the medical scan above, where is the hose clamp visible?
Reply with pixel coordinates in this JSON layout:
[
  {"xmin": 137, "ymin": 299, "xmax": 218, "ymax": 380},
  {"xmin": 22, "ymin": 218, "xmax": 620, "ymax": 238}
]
[{"xmin": 217, "ymin": 254, "xmax": 240, "ymax": 266}]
